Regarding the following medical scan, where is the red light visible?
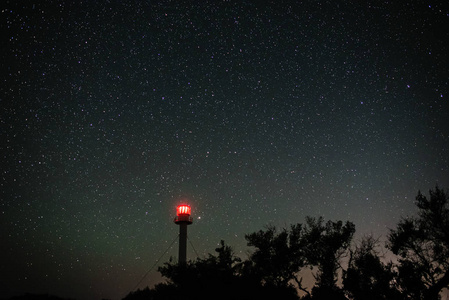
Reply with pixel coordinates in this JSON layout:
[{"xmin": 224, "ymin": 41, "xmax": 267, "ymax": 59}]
[{"xmin": 177, "ymin": 205, "xmax": 191, "ymax": 216}]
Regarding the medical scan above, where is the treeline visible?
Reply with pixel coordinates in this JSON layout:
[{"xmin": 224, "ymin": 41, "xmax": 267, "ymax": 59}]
[{"xmin": 124, "ymin": 186, "xmax": 449, "ymax": 300}]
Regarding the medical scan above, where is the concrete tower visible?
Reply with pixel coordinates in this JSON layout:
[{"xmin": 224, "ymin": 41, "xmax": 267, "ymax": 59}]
[{"xmin": 174, "ymin": 204, "xmax": 193, "ymax": 265}]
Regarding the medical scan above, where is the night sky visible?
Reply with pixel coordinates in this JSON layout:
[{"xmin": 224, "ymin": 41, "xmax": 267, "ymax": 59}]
[{"xmin": 2, "ymin": 1, "xmax": 449, "ymax": 299}]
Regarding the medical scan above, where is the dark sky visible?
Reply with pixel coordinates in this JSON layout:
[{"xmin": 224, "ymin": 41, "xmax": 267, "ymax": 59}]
[{"xmin": 1, "ymin": 1, "xmax": 448, "ymax": 299}]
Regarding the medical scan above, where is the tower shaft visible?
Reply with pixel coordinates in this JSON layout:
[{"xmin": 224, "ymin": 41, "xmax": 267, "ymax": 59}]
[
  {"xmin": 178, "ymin": 222, "xmax": 188, "ymax": 265},
  {"xmin": 174, "ymin": 204, "xmax": 192, "ymax": 265}
]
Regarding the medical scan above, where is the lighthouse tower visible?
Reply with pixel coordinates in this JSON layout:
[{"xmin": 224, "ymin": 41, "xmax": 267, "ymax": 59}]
[{"xmin": 174, "ymin": 204, "xmax": 193, "ymax": 265}]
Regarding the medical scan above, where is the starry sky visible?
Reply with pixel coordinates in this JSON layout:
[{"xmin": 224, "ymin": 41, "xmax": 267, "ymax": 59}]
[{"xmin": 1, "ymin": 1, "xmax": 449, "ymax": 299}]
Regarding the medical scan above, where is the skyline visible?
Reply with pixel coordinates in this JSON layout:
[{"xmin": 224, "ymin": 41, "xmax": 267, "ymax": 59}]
[{"xmin": 2, "ymin": 1, "xmax": 449, "ymax": 299}]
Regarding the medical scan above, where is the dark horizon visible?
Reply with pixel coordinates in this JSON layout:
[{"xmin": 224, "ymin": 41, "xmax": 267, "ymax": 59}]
[{"xmin": 4, "ymin": 198, "xmax": 449, "ymax": 300}]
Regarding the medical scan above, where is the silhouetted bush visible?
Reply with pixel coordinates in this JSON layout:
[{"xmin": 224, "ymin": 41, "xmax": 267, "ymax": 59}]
[{"xmin": 124, "ymin": 187, "xmax": 449, "ymax": 300}]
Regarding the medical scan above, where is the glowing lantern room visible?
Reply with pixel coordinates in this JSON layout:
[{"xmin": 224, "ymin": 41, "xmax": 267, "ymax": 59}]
[
  {"xmin": 174, "ymin": 204, "xmax": 193, "ymax": 224},
  {"xmin": 177, "ymin": 204, "xmax": 191, "ymax": 216}
]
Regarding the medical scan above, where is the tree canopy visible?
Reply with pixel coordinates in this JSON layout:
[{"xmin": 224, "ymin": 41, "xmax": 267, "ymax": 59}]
[
  {"xmin": 123, "ymin": 185, "xmax": 449, "ymax": 300},
  {"xmin": 388, "ymin": 186, "xmax": 449, "ymax": 300},
  {"xmin": 243, "ymin": 224, "xmax": 305, "ymax": 288},
  {"xmin": 302, "ymin": 217, "xmax": 355, "ymax": 299},
  {"xmin": 344, "ymin": 236, "xmax": 402, "ymax": 300}
]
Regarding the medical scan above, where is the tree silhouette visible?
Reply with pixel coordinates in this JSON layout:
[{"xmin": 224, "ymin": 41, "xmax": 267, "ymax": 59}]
[
  {"xmin": 301, "ymin": 217, "xmax": 355, "ymax": 300},
  {"xmin": 118, "ymin": 206, "xmax": 442, "ymax": 300},
  {"xmin": 120, "ymin": 188, "xmax": 449, "ymax": 300},
  {"xmin": 155, "ymin": 240, "xmax": 244, "ymax": 300},
  {"xmin": 243, "ymin": 218, "xmax": 355, "ymax": 299},
  {"xmin": 243, "ymin": 224, "xmax": 305, "ymax": 289},
  {"xmin": 149, "ymin": 239, "xmax": 300, "ymax": 300},
  {"xmin": 8, "ymin": 295, "xmax": 74, "ymax": 300},
  {"xmin": 122, "ymin": 287, "xmax": 155, "ymax": 300},
  {"xmin": 388, "ymin": 186, "xmax": 449, "ymax": 300},
  {"xmin": 343, "ymin": 236, "xmax": 403, "ymax": 300}
]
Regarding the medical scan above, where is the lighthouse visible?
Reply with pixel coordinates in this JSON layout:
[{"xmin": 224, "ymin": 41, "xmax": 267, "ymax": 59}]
[{"xmin": 174, "ymin": 204, "xmax": 193, "ymax": 265}]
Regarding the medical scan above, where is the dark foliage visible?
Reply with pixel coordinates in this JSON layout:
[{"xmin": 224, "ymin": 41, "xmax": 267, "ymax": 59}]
[
  {"xmin": 343, "ymin": 236, "xmax": 403, "ymax": 300},
  {"xmin": 123, "ymin": 188, "xmax": 449, "ymax": 300},
  {"xmin": 8, "ymin": 295, "xmax": 74, "ymax": 300},
  {"xmin": 122, "ymin": 287, "xmax": 155, "ymax": 300},
  {"xmin": 302, "ymin": 286, "xmax": 348, "ymax": 300},
  {"xmin": 129, "ymin": 240, "xmax": 299, "ymax": 300},
  {"xmin": 388, "ymin": 186, "xmax": 449, "ymax": 300},
  {"xmin": 243, "ymin": 224, "xmax": 305, "ymax": 288},
  {"xmin": 302, "ymin": 217, "xmax": 355, "ymax": 296}
]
